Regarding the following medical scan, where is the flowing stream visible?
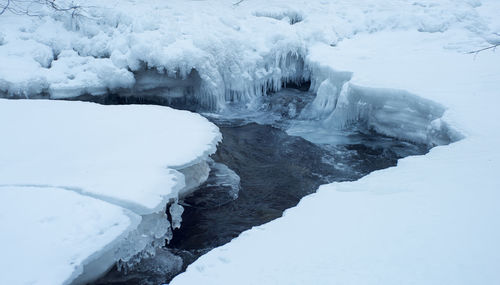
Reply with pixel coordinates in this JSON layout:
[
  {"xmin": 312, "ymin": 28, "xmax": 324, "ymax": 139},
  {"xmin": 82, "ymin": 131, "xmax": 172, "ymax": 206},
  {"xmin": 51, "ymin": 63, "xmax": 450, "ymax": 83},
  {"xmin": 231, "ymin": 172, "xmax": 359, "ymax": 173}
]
[{"xmin": 92, "ymin": 87, "xmax": 429, "ymax": 285}]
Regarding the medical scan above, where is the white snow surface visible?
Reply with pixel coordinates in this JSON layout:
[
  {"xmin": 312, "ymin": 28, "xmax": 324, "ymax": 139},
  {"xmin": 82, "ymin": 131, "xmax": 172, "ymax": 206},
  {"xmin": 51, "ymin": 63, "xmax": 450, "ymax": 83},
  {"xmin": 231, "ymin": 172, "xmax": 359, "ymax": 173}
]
[
  {"xmin": 0, "ymin": 99, "xmax": 220, "ymax": 214},
  {"xmin": 0, "ymin": 99, "xmax": 220, "ymax": 284},
  {"xmin": 1, "ymin": 0, "xmax": 497, "ymax": 110},
  {"xmin": 1, "ymin": 0, "xmax": 500, "ymax": 284},
  {"xmin": 166, "ymin": 2, "xmax": 497, "ymax": 285},
  {"xmin": 0, "ymin": 186, "xmax": 139, "ymax": 285}
]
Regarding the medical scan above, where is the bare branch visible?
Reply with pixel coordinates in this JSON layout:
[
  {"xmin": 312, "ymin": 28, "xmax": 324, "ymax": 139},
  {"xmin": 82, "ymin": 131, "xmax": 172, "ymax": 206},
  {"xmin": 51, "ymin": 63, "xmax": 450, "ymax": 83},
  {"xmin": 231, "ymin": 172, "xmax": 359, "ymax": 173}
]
[
  {"xmin": 0, "ymin": 0, "xmax": 11, "ymax": 16},
  {"xmin": 233, "ymin": 0, "xmax": 245, "ymax": 6},
  {"xmin": 0, "ymin": 0, "xmax": 93, "ymax": 18},
  {"xmin": 466, "ymin": 44, "xmax": 500, "ymax": 55}
]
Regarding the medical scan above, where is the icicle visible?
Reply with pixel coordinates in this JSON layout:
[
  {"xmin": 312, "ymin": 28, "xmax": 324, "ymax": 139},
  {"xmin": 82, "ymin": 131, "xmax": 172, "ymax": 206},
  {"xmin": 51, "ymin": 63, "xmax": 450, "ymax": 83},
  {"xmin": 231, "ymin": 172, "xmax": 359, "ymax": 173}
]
[{"xmin": 169, "ymin": 202, "xmax": 184, "ymax": 230}]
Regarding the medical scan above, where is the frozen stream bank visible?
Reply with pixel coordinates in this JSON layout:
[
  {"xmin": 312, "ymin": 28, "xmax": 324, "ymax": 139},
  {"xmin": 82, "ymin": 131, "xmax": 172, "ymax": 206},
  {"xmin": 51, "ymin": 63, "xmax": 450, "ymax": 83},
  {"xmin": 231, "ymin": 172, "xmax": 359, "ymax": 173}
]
[
  {"xmin": 92, "ymin": 87, "xmax": 437, "ymax": 284},
  {"xmin": 0, "ymin": 99, "xmax": 221, "ymax": 285},
  {"xmin": 1, "ymin": 0, "xmax": 499, "ymax": 283}
]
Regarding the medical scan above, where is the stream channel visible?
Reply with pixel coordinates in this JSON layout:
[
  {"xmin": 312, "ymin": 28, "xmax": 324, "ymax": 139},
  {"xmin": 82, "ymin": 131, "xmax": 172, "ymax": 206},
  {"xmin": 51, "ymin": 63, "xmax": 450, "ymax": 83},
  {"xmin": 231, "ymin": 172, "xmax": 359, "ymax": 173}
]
[{"xmin": 91, "ymin": 86, "xmax": 429, "ymax": 285}]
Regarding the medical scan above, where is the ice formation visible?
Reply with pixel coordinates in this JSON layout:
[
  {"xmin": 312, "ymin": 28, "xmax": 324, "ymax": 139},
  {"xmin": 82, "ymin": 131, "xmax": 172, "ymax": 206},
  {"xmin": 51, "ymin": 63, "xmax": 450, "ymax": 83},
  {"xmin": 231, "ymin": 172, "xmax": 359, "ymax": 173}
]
[
  {"xmin": 208, "ymin": 161, "xmax": 241, "ymax": 201},
  {"xmin": 1, "ymin": 0, "xmax": 499, "ymax": 284},
  {"xmin": 0, "ymin": 0, "xmax": 477, "ymax": 145},
  {"xmin": 0, "ymin": 99, "xmax": 220, "ymax": 284},
  {"xmin": 169, "ymin": 3, "xmax": 500, "ymax": 284},
  {"xmin": 169, "ymin": 203, "xmax": 185, "ymax": 230},
  {"xmin": 180, "ymin": 159, "xmax": 241, "ymax": 209},
  {"xmin": 298, "ymin": 81, "xmax": 459, "ymax": 146}
]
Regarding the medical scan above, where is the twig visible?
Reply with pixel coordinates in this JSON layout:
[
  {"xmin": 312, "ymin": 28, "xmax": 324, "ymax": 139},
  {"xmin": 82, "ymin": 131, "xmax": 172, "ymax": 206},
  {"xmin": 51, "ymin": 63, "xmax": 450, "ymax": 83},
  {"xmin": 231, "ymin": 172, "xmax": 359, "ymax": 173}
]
[
  {"xmin": 0, "ymin": 0, "xmax": 10, "ymax": 15},
  {"xmin": 233, "ymin": 0, "xmax": 244, "ymax": 6},
  {"xmin": 0, "ymin": 0, "xmax": 92, "ymax": 18},
  {"xmin": 466, "ymin": 44, "xmax": 500, "ymax": 55}
]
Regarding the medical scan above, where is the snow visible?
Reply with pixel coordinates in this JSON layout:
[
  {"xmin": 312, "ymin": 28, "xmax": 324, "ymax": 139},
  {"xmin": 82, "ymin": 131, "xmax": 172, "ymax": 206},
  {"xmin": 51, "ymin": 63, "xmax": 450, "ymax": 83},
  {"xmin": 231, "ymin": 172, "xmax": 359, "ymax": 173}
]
[
  {"xmin": 0, "ymin": 99, "xmax": 220, "ymax": 214},
  {"xmin": 1, "ymin": 0, "xmax": 490, "ymax": 109},
  {"xmin": 1, "ymin": 0, "xmax": 500, "ymax": 284},
  {"xmin": 172, "ymin": 139, "xmax": 500, "ymax": 285},
  {"xmin": 0, "ymin": 186, "xmax": 139, "ymax": 285},
  {"xmin": 47, "ymin": 50, "xmax": 135, "ymax": 99},
  {"xmin": 170, "ymin": 7, "xmax": 500, "ymax": 285},
  {"xmin": 0, "ymin": 99, "xmax": 220, "ymax": 284}
]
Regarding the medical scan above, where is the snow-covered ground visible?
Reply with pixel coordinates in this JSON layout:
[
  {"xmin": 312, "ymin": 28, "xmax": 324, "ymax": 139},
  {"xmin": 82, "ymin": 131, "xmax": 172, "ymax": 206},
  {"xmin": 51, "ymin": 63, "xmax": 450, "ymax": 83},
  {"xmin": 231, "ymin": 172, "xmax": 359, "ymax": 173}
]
[
  {"xmin": 1, "ymin": 0, "xmax": 499, "ymax": 284},
  {"xmin": 171, "ymin": 31, "xmax": 500, "ymax": 284},
  {"xmin": 0, "ymin": 185, "xmax": 139, "ymax": 285},
  {"xmin": 0, "ymin": 99, "xmax": 220, "ymax": 284},
  {"xmin": 1, "ymin": 0, "xmax": 497, "ymax": 111}
]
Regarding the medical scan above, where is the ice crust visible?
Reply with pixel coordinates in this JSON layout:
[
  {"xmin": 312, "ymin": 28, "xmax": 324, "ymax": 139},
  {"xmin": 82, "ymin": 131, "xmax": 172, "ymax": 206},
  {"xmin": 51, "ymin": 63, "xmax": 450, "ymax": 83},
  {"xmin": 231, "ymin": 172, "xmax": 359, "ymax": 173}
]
[{"xmin": 0, "ymin": 99, "xmax": 220, "ymax": 284}]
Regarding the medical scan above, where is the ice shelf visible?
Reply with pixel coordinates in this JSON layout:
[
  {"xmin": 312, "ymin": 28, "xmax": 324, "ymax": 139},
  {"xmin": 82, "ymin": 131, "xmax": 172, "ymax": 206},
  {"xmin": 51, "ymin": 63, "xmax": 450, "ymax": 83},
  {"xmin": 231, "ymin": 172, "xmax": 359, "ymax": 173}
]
[{"xmin": 0, "ymin": 99, "xmax": 221, "ymax": 284}]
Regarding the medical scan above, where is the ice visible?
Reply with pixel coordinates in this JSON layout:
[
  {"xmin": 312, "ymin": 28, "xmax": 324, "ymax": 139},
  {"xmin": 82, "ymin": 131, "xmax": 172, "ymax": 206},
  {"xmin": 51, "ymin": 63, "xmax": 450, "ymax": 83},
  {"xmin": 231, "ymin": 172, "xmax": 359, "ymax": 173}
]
[
  {"xmin": 209, "ymin": 161, "xmax": 241, "ymax": 200},
  {"xmin": 98, "ymin": 247, "xmax": 183, "ymax": 284},
  {"xmin": 177, "ymin": 160, "xmax": 211, "ymax": 197},
  {"xmin": 0, "ymin": 99, "xmax": 220, "ymax": 284},
  {"xmin": 5, "ymin": 0, "xmax": 484, "ymax": 109},
  {"xmin": 320, "ymin": 83, "xmax": 455, "ymax": 146},
  {"xmin": 299, "ymin": 79, "xmax": 341, "ymax": 120},
  {"xmin": 0, "ymin": 99, "xmax": 220, "ymax": 213},
  {"xmin": 1, "ymin": 0, "xmax": 499, "ymax": 284},
  {"xmin": 111, "ymin": 212, "xmax": 172, "ymax": 276},
  {"xmin": 181, "ymin": 159, "xmax": 241, "ymax": 209},
  {"xmin": 170, "ymin": 18, "xmax": 500, "ymax": 285},
  {"xmin": 169, "ymin": 203, "xmax": 185, "ymax": 230}
]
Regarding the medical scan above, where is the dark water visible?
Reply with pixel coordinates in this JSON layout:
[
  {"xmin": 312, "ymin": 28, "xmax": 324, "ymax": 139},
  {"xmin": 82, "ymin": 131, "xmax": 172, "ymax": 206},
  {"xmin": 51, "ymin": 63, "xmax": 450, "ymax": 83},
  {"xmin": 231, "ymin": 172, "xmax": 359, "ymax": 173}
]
[
  {"xmin": 96, "ymin": 118, "xmax": 428, "ymax": 285},
  {"xmin": 85, "ymin": 86, "xmax": 430, "ymax": 284},
  {"xmin": 171, "ymin": 122, "xmax": 427, "ymax": 250}
]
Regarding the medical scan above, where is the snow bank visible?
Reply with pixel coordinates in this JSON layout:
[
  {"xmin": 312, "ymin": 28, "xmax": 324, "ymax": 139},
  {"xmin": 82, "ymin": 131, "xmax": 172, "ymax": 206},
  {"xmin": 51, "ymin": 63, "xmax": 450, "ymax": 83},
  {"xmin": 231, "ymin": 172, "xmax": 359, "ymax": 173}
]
[
  {"xmin": 0, "ymin": 186, "xmax": 139, "ymax": 285},
  {"xmin": 0, "ymin": 0, "xmax": 492, "ymax": 112},
  {"xmin": 0, "ymin": 99, "xmax": 220, "ymax": 213},
  {"xmin": 172, "ymin": 140, "xmax": 500, "ymax": 285},
  {"xmin": 171, "ymin": 24, "xmax": 500, "ymax": 285},
  {"xmin": 1, "ymin": 0, "xmax": 490, "ymax": 145},
  {"xmin": 1, "ymin": 0, "xmax": 500, "ymax": 284},
  {"xmin": 0, "ymin": 99, "xmax": 220, "ymax": 284}
]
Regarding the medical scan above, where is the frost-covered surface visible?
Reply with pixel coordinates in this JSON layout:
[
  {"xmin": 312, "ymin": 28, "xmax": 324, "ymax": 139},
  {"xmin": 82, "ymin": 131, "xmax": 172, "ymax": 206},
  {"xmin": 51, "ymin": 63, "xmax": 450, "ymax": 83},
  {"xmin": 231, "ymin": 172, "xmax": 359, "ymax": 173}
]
[{"xmin": 0, "ymin": 99, "xmax": 220, "ymax": 284}]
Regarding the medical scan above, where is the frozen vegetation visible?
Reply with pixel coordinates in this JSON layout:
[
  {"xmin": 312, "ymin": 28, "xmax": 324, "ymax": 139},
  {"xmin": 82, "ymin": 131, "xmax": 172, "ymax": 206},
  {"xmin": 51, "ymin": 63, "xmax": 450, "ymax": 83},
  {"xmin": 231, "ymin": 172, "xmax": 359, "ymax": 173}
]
[{"xmin": 0, "ymin": 0, "xmax": 499, "ymax": 284}]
